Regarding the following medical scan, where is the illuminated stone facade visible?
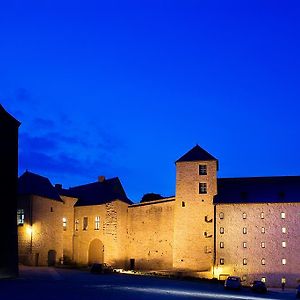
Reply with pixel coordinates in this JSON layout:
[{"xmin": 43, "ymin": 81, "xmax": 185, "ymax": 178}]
[{"xmin": 17, "ymin": 145, "xmax": 300, "ymax": 288}]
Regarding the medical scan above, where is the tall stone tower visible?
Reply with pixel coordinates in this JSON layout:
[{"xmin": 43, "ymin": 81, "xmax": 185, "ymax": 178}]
[
  {"xmin": 173, "ymin": 145, "xmax": 218, "ymax": 273},
  {"xmin": 0, "ymin": 105, "xmax": 20, "ymax": 278}
]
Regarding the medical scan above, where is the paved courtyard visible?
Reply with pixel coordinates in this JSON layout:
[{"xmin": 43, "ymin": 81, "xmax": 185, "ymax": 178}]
[{"xmin": 0, "ymin": 266, "xmax": 297, "ymax": 300}]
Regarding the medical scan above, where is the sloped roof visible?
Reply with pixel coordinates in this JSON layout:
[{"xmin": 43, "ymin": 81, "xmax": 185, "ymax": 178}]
[
  {"xmin": 61, "ymin": 177, "xmax": 132, "ymax": 206},
  {"xmin": 176, "ymin": 145, "xmax": 217, "ymax": 163},
  {"xmin": 214, "ymin": 176, "xmax": 300, "ymax": 204},
  {"xmin": 0, "ymin": 104, "xmax": 20, "ymax": 127},
  {"xmin": 18, "ymin": 171, "xmax": 62, "ymax": 202}
]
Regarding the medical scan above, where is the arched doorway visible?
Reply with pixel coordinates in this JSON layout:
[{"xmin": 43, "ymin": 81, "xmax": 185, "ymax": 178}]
[
  {"xmin": 48, "ymin": 250, "xmax": 56, "ymax": 266},
  {"xmin": 88, "ymin": 239, "xmax": 104, "ymax": 265}
]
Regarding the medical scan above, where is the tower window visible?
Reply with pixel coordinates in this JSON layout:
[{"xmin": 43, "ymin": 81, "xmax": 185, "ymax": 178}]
[
  {"xmin": 17, "ymin": 209, "xmax": 24, "ymax": 226},
  {"xmin": 282, "ymin": 241, "xmax": 286, "ymax": 248},
  {"xmin": 281, "ymin": 212, "xmax": 286, "ymax": 219},
  {"xmin": 95, "ymin": 216, "xmax": 100, "ymax": 230},
  {"xmin": 62, "ymin": 217, "xmax": 67, "ymax": 231},
  {"xmin": 261, "ymin": 227, "xmax": 265, "ymax": 233},
  {"xmin": 260, "ymin": 212, "xmax": 264, "ymax": 219},
  {"xmin": 282, "ymin": 227, "xmax": 287, "ymax": 234},
  {"xmin": 220, "ymin": 242, "xmax": 224, "ymax": 248},
  {"xmin": 261, "ymin": 258, "xmax": 266, "ymax": 265},
  {"xmin": 220, "ymin": 227, "xmax": 224, "ymax": 234},
  {"xmin": 243, "ymin": 242, "xmax": 247, "ymax": 248},
  {"xmin": 199, "ymin": 183, "xmax": 207, "ymax": 194},
  {"xmin": 243, "ymin": 227, "xmax": 247, "ymax": 234},
  {"xmin": 75, "ymin": 219, "xmax": 79, "ymax": 231},
  {"xmin": 219, "ymin": 212, "xmax": 224, "ymax": 219},
  {"xmin": 182, "ymin": 201, "xmax": 185, "ymax": 207},
  {"xmin": 242, "ymin": 212, "xmax": 247, "ymax": 219},
  {"xmin": 261, "ymin": 242, "xmax": 265, "ymax": 248},
  {"xmin": 220, "ymin": 258, "xmax": 224, "ymax": 265},
  {"xmin": 282, "ymin": 258, "xmax": 286, "ymax": 265},
  {"xmin": 199, "ymin": 165, "xmax": 207, "ymax": 175},
  {"xmin": 261, "ymin": 277, "xmax": 266, "ymax": 283},
  {"xmin": 83, "ymin": 217, "xmax": 88, "ymax": 230},
  {"xmin": 243, "ymin": 258, "xmax": 247, "ymax": 265}
]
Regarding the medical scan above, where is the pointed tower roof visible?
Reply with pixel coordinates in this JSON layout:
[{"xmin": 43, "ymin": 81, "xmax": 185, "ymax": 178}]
[
  {"xmin": 176, "ymin": 144, "xmax": 217, "ymax": 163},
  {"xmin": 0, "ymin": 104, "xmax": 20, "ymax": 127}
]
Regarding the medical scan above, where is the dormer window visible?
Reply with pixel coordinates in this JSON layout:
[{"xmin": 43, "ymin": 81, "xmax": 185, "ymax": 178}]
[{"xmin": 199, "ymin": 165, "xmax": 207, "ymax": 175}]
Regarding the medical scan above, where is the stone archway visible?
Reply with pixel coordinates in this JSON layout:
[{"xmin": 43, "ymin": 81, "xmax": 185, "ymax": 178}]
[{"xmin": 88, "ymin": 239, "xmax": 104, "ymax": 265}]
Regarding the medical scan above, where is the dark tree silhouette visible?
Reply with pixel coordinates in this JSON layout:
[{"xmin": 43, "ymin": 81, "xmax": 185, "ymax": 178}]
[{"xmin": 141, "ymin": 193, "xmax": 164, "ymax": 203}]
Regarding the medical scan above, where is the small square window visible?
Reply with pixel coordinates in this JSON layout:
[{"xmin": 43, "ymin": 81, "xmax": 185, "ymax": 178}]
[
  {"xmin": 220, "ymin": 258, "xmax": 224, "ymax": 265},
  {"xmin": 242, "ymin": 212, "xmax": 247, "ymax": 219},
  {"xmin": 261, "ymin": 277, "xmax": 266, "ymax": 283},
  {"xmin": 243, "ymin": 227, "xmax": 247, "ymax": 234},
  {"xmin": 199, "ymin": 182, "xmax": 207, "ymax": 194},
  {"xmin": 219, "ymin": 212, "xmax": 224, "ymax": 220},
  {"xmin": 281, "ymin": 277, "xmax": 286, "ymax": 284},
  {"xmin": 243, "ymin": 242, "xmax": 247, "ymax": 248},
  {"xmin": 282, "ymin": 241, "xmax": 286, "ymax": 248},
  {"xmin": 261, "ymin": 227, "xmax": 265, "ymax": 234},
  {"xmin": 243, "ymin": 258, "xmax": 247, "ymax": 265},
  {"xmin": 261, "ymin": 258, "xmax": 266, "ymax": 265},
  {"xmin": 220, "ymin": 227, "xmax": 224, "ymax": 234},
  {"xmin": 261, "ymin": 242, "xmax": 265, "ymax": 248},
  {"xmin": 282, "ymin": 258, "xmax": 286, "ymax": 265},
  {"xmin": 281, "ymin": 212, "xmax": 286, "ymax": 219},
  {"xmin": 199, "ymin": 165, "xmax": 207, "ymax": 175},
  {"xmin": 220, "ymin": 242, "xmax": 224, "ymax": 248},
  {"xmin": 282, "ymin": 227, "xmax": 287, "ymax": 234},
  {"xmin": 260, "ymin": 212, "xmax": 264, "ymax": 219}
]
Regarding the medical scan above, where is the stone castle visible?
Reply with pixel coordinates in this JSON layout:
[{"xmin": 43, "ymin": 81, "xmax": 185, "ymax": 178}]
[{"xmin": 17, "ymin": 145, "xmax": 300, "ymax": 288}]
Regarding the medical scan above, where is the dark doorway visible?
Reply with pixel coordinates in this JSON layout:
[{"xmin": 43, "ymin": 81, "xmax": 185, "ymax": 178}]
[
  {"xmin": 130, "ymin": 258, "xmax": 135, "ymax": 270},
  {"xmin": 48, "ymin": 250, "xmax": 56, "ymax": 266},
  {"xmin": 88, "ymin": 239, "xmax": 104, "ymax": 265}
]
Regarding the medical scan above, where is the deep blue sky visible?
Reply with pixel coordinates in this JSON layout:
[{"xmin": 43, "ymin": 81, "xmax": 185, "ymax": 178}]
[{"xmin": 1, "ymin": 1, "xmax": 300, "ymax": 202}]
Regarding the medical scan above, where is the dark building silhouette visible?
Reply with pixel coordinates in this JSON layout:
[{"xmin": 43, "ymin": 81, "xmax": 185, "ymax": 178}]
[{"xmin": 0, "ymin": 105, "xmax": 20, "ymax": 278}]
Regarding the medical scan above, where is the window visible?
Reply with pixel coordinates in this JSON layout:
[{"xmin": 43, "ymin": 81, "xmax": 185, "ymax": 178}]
[
  {"xmin": 75, "ymin": 219, "xmax": 79, "ymax": 231},
  {"xmin": 220, "ymin": 227, "xmax": 224, "ymax": 234},
  {"xmin": 17, "ymin": 209, "xmax": 24, "ymax": 226},
  {"xmin": 199, "ymin": 164, "xmax": 207, "ymax": 175},
  {"xmin": 261, "ymin": 277, "xmax": 266, "ymax": 283},
  {"xmin": 199, "ymin": 182, "xmax": 207, "ymax": 194},
  {"xmin": 282, "ymin": 258, "xmax": 286, "ymax": 265},
  {"xmin": 243, "ymin": 242, "xmax": 247, "ymax": 248},
  {"xmin": 282, "ymin": 227, "xmax": 287, "ymax": 234},
  {"xmin": 243, "ymin": 227, "xmax": 247, "ymax": 234},
  {"xmin": 220, "ymin": 258, "xmax": 224, "ymax": 265},
  {"xmin": 95, "ymin": 216, "xmax": 100, "ymax": 230},
  {"xmin": 261, "ymin": 227, "xmax": 265, "ymax": 234},
  {"xmin": 261, "ymin": 242, "xmax": 265, "ymax": 248},
  {"xmin": 242, "ymin": 212, "xmax": 247, "ymax": 219},
  {"xmin": 282, "ymin": 241, "xmax": 286, "ymax": 248},
  {"xmin": 243, "ymin": 258, "xmax": 247, "ymax": 265},
  {"xmin": 260, "ymin": 212, "xmax": 264, "ymax": 219},
  {"xmin": 242, "ymin": 275, "xmax": 247, "ymax": 281},
  {"xmin": 62, "ymin": 217, "xmax": 67, "ymax": 231},
  {"xmin": 220, "ymin": 242, "xmax": 224, "ymax": 248},
  {"xmin": 205, "ymin": 246, "xmax": 212, "ymax": 253},
  {"xmin": 182, "ymin": 201, "xmax": 185, "ymax": 207},
  {"xmin": 281, "ymin": 277, "xmax": 286, "ymax": 284},
  {"xmin": 261, "ymin": 258, "xmax": 266, "ymax": 265},
  {"xmin": 219, "ymin": 212, "xmax": 224, "ymax": 219},
  {"xmin": 281, "ymin": 212, "xmax": 286, "ymax": 219},
  {"xmin": 50, "ymin": 207, "xmax": 54, "ymax": 212},
  {"xmin": 83, "ymin": 217, "xmax": 88, "ymax": 230},
  {"xmin": 205, "ymin": 215, "xmax": 212, "ymax": 223}
]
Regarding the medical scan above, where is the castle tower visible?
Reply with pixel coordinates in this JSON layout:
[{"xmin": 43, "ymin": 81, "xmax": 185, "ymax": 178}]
[{"xmin": 173, "ymin": 145, "xmax": 218, "ymax": 273}]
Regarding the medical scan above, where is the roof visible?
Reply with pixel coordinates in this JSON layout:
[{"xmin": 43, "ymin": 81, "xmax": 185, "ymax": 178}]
[
  {"xmin": 176, "ymin": 145, "xmax": 217, "ymax": 163},
  {"xmin": 18, "ymin": 171, "xmax": 62, "ymax": 202},
  {"xmin": 0, "ymin": 104, "xmax": 21, "ymax": 127},
  {"xmin": 60, "ymin": 177, "xmax": 132, "ymax": 206},
  {"xmin": 214, "ymin": 176, "xmax": 300, "ymax": 204}
]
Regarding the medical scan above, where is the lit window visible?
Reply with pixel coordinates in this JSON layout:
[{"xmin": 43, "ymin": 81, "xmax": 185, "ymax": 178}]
[
  {"xmin": 243, "ymin": 242, "xmax": 247, "ymax": 248},
  {"xmin": 95, "ymin": 216, "xmax": 100, "ymax": 230},
  {"xmin": 242, "ymin": 212, "xmax": 247, "ymax": 219},
  {"xmin": 75, "ymin": 219, "xmax": 79, "ymax": 231},
  {"xmin": 282, "ymin": 258, "xmax": 286, "ymax": 265},
  {"xmin": 199, "ymin": 182, "xmax": 207, "ymax": 194},
  {"xmin": 261, "ymin": 227, "xmax": 265, "ymax": 234},
  {"xmin": 220, "ymin": 242, "xmax": 224, "ymax": 248},
  {"xmin": 63, "ymin": 217, "xmax": 67, "ymax": 231},
  {"xmin": 17, "ymin": 209, "xmax": 25, "ymax": 226},
  {"xmin": 243, "ymin": 227, "xmax": 247, "ymax": 234},
  {"xmin": 261, "ymin": 242, "xmax": 265, "ymax": 248},
  {"xmin": 282, "ymin": 241, "xmax": 286, "ymax": 248},
  {"xmin": 282, "ymin": 227, "xmax": 287, "ymax": 234},
  {"xmin": 261, "ymin": 258, "xmax": 266, "ymax": 265},
  {"xmin": 220, "ymin": 258, "xmax": 224, "ymax": 265},
  {"xmin": 243, "ymin": 258, "xmax": 247, "ymax": 265},
  {"xmin": 199, "ymin": 165, "xmax": 207, "ymax": 175},
  {"xmin": 281, "ymin": 212, "xmax": 286, "ymax": 219},
  {"xmin": 261, "ymin": 277, "xmax": 266, "ymax": 283},
  {"xmin": 182, "ymin": 201, "xmax": 185, "ymax": 207},
  {"xmin": 242, "ymin": 275, "xmax": 247, "ymax": 281},
  {"xmin": 281, "ymin": 277, "xmax": 286, "ymax": 284},
  {"xmin": 220, "ymin": 227, "xmax": 224, "ymax": 234},
  {"xmin": 219, "ymin": 212, "xmax": 224, "ymax": 219},
  {"xmin": 83, "ymin": 217, "xmax": 88, "ymax": 230},
  {"xmin": 260, "ymin": 212, "xmax": 264, "ymax": 219}
]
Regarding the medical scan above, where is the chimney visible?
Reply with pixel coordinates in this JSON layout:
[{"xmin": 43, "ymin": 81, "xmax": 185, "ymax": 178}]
[
  {"xmin": 55, "ymin": 183, "xmax": 63, "ymax": 190},
  {"xmin": 98, "ymin": 176, "xmax": 105, "ymax": 183}
]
